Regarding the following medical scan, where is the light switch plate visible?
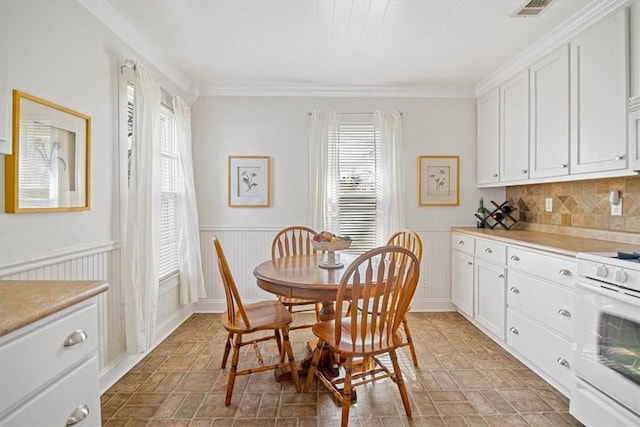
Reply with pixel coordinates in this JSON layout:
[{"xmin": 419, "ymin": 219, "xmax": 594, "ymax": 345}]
[
  {"xmin": 545, "ymin": 198, "xmax": 553, "ymax": 212},
  {"xmin": 611, "ymin": 200, "xmax": 623, "ymax": 216}
]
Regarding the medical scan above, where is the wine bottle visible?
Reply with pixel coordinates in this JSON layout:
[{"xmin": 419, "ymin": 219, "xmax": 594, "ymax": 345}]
[{"xmin": 476, "ymin": 198, "xmax": 485, "ymax": 228}]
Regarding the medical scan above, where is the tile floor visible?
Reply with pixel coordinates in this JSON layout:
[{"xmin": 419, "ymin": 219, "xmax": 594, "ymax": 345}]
[{"xmin": 101, "ymin": 312, "xmax": 581, "ymax": 426}]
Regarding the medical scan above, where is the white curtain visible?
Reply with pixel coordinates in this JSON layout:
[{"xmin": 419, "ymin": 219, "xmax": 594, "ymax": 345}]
[
  {"xmin": 374, "ymin": 110, "xmax": 405, "ymax": 244},
  {"xmin": 173, "ymin": 95, "xmax": 206, "ymax": 305},
  {"xmin": 123, "ymin": 64, "xmax": 161, "ymax": 354},
  {"xmin": 308, "ymin": 109, "xmax": 340, "ymax": 233}
]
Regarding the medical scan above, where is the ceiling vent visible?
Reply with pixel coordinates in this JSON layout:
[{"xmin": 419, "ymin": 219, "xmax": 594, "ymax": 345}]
[{"xmin": 511, "ymin": 0, "xmax": 555, "ymax": 18}]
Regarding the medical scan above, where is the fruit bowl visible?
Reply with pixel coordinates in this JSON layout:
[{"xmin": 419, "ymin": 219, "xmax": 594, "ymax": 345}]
[{"xmin": 311, "ymin": 239, "xmax": 352, "ymax": 252}]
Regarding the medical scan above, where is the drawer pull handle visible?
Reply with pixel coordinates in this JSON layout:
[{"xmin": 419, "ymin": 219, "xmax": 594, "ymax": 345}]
[
  {"xmin": 615, "ymin": 155, "xmax": 624, "ymax": 161},
  {"xmin": 509, "ymin": 287, "xmax": 520, "ymax": 294},
  {"xmin": 557, "ymin": 308, "xmax": 571, "ymax": 318},
  {"xmin": 557, "ymin": 358, "xmax": 571, "ymax": 368},
  {"xmin": 484, "ymin": 248, "xmax": 493, "ymax": 253},
  {"xmin": 560, "ymin": 163, "xmax": 568, "ymax": 168},
  {"xmin": 559, "ymin": 269, "xmax": 572, "ymax": 277},
  {"xmin": 498, "ymin": 274, "xmax": 504, "ymax": 279},
  {"xmin": 521, "ymin": 169, "xmax": 527, "ymax": 174},
  {"xmin": 66, "ymin": 404, "xmax": 89, "ymax": 426},
  {"xmin": 64, "ymin": 330, "xmax": 88, "ymax": 347},
  {"xmin": 468, "ymin": 261, "xmax": 473, "ymax": 266},
  {"xmin": 493, "ymin": 173, "xmax": 498, "ymax": 178},
  {"xmin": 510, "ymin": 255, "xmax": 520, "ymax": 261},
  {"xmin": 458, "ymin": 241, "xmax": 464, "ymax": 246},
  {"xmin": 509, "ymin": 327, "xmax": 519, "ymax": 335}
]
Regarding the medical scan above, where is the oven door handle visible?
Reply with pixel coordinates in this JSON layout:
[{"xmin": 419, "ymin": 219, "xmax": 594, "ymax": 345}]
[{"xmin": 576, "ymin": 281, "xmax": 640, "ymax": 306}]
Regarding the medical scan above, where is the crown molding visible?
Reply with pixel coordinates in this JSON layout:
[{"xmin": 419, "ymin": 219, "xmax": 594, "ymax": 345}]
[
  {"xmin": 475, "ymin": 0, "xmax": 631, "ymax": 96},
  {"xmin": 76, "ymin": 0, "xmax": 193, "ymax": 94},
  {"xmin": 198, "ymin": 83, "xmax": 476, "ymax": 98}
]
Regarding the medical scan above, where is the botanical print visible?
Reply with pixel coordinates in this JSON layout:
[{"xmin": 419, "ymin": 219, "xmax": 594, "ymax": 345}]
[
  {"xmin": 427, "ymin": 165, "xmax": 450, "ymax": 196},
  {"xmin": 238, "ymin": 166, "xmax": 260, "ymax": 195}
]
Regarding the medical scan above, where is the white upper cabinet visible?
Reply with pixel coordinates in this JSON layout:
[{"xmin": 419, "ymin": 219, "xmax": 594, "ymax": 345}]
[
  {"xmin": 500, "ymin": 70, "xmax": 530, "ymax": 182},
  {"xmin": 570, "ymin": 9, "xmax": 628, "ymax": 174},
  {"xmin": 529, "ymin": 45, "xmax": 570, "ymax": 179},
  {"xmin": 477, "ymin": 88, "xmax": 500, "ymax": 185}
]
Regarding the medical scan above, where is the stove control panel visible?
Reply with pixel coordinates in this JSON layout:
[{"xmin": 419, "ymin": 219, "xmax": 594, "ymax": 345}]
[{"xmin": 613, "ymin": 269, "xmax": 628, "ymax": 283}]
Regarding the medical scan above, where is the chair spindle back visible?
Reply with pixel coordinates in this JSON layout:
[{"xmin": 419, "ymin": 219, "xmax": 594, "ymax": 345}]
[
  {"xmin": 271, "ymin": 226, "xmax": 318, "ymax": 259},
  {"xmin": 334, "ymin": 246, "xmax": 419, "ymax": 352},
  {"xmin": 213, "ymin": 237, "xmax": 251, "ymax": 328}
]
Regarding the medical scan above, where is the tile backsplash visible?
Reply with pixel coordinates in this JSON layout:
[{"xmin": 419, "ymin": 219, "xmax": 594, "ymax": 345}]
[{"xmin": 506, "ymin": 176, "xmax": 640, "ymax": 233}]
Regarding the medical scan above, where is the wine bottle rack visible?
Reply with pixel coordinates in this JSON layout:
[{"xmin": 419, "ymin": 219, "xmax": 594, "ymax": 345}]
[{"xmin": 474, "ymin": 200, "xmax": 518, "ymax": 230}]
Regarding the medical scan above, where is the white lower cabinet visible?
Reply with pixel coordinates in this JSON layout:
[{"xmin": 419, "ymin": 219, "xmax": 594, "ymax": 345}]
[
  {"xmin": 475, "ymin": 260, "xmax": 506, "ymax": 340},
  {"xmin": 507, "ymin": 309, "xmax": 574, "ymax": 392},
  {"xmin": 450, "ymin": 231, "xmax": 576, "ymax": 397},
  {"xmin": 452, "ymin": 250, "xmax": 475, "ymax": 318},
  {"xmin": 0, "ymin": 297, "xmax": 101, "ymax": 426}
]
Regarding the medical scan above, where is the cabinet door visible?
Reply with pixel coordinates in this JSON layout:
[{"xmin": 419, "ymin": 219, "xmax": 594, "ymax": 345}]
[
  {"xmin": 475, "ymin": 260, "xmax": 506, "ymax": 340},
  {"xmin": 477, "ymin": 88, "xmax": 500, "ymax": 185},
  {"xmin": 570, "ymin": 9, "xmax": 628, "ymax": 174},
  {"xmin": 500, "ymin": 69, "xmax": 530, "ymax": 182},
  {"xmin": 451, "ymin": 251, "xmax": 474, "ymax": 318},
  {"xmin": 630, "ymin": 105, "xmax": 640, "ymax": 171},
  {"xmin": 530, "ymin": 45, "xmax": 570, "ymax": 179}
]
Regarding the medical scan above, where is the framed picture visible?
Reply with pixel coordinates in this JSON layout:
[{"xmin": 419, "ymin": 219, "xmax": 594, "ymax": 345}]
[
  {"xmin": 418, "ymin": 155, "xmax": 459, "ymax": 206},
  {"xmin": 5, "ymin": 90, "xmax": 91, "ymax": 213},
  {"xmin": 228, "ymin": 155, "xmax": 271, "ymax": 207}
]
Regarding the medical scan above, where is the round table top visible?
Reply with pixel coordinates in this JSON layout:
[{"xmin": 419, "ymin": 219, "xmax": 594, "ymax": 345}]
[{"xmin": 253, "ymin": 253, "xmax": 359, "ymax": 301}]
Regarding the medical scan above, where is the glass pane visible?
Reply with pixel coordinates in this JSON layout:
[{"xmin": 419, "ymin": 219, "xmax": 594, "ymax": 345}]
[{"xmin": 599, "ymin": 312, "xmax": 640, "ymax": 385}]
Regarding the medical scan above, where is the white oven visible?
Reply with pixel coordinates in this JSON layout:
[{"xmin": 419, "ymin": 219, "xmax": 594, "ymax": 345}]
[{"xmin": 571, "ymin": 252, "xmax": 640, "ymax": 426}]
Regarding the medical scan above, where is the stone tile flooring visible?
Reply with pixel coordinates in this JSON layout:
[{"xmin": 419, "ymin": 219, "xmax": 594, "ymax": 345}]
[{"xmin": 101, "ymin": 312, "xmax": 581, "ymax": 426}]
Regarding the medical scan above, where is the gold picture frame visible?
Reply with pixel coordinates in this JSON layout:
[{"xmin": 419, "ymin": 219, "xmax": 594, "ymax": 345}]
[
  {"xmin": 5, "ymin": 90, "xmax": 91, "ymax": 213},
  {"xmin": 228, "ymin": 155, "xmax": 271, "ymax": 207},
  {"xmin": 418, "ymin": 155, "xmax": 459, "ymax": 206}
]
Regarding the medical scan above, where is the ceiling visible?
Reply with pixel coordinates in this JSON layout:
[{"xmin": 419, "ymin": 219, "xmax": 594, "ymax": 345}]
[{"xmin": 97, "ymin": 0, "xmax": 596, "ymax": 96}]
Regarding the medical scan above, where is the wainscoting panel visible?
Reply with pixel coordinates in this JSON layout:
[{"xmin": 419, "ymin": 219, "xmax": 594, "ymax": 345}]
[
  {"xmin": 198, "ymin": 227, "xmax": 455, "ymax": 312},
  {"xmin": 200, "ymin": 228, "xmax": 278, "ymax": 306}
]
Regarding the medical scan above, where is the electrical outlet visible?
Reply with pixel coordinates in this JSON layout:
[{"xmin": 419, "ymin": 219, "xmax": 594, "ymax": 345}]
[
  {"xmin": 545, "ymin": 198, "xmax": 553, "ymax": 212},
  {"xmin": 611, "ymin": 200, "xmax": 623, "ymax": 216}
]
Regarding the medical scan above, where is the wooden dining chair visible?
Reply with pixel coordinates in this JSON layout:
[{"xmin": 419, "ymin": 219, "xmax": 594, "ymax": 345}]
[
  {"xmin": 213, "ymin": 236, "xmax": 301, "ymax": 406},
  {"xmin": 386, "ymin": 229, "xmax": 423, "ymax": 367},
  {"xmin": 303, "ymin": 246, "xmax": 420, "ymax": 427},
  {"xmin": 271, "ymin": 226, "xmax": 322, "ymax": 328}
]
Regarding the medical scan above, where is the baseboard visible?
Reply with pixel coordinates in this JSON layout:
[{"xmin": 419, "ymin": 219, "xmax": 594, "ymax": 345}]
[{"xmin": 98, "ymin": 303, "xmax": 194, "ymax": 394}]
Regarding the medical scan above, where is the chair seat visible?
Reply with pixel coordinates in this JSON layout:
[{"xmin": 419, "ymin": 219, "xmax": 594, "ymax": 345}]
[
  {"xmin": 311, "ymin": 318, "xmax": 403, "ymax": 357},
  {"xmin": 222, "ymin": 300, "xmax": 292, "ymax": 333}
]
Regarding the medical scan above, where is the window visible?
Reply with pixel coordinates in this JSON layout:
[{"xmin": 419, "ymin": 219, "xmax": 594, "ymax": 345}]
[
  {"xmin": 126, "ymin": 83, "xmax": 181, "ymax": 279},
  {"xmin": 159, "ymin": 102, "xmax": 181, "ymax": 278},
  {"xmin": 330, "ymin": 118, "xmax": 379, "ymax": 252}
]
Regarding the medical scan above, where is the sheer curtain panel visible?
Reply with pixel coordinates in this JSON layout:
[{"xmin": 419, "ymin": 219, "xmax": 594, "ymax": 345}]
[
  {"xmin": 173, "ymin": 95, "xmax": 206, "ymax": 305},
  {"xmin": 374, "ymin": 110, "xmax": 405, "ymax": 244},
  {"xmin": 308, "ymin": 109, "xmax": 339, "ymax": 233},
  {"xmin": 124, "ymin": 64, "xmax": 161, "ymax": 354}
]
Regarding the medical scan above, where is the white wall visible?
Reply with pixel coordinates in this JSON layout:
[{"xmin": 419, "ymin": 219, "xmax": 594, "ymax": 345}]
[
  {"xmin": 191, "ymin": 96, "xmax": 504, "ymax": 311},
  {"xmin": 0, "ymin": 0, "xmax": 192, "ymax": 391},
  {"xmin": 192, "ymin": 96, "xmax": 504, "ymax": 230}
]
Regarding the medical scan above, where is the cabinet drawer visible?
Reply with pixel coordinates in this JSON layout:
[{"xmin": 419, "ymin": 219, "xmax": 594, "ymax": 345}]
[
  {"xmin": 507, "ymin": 246, "xmax": 576, "ymax": 287},
  {"xmin": 475, "ymin": 239, "xmax": 506, "ymax": 264},
  {"xmin": 507, "ymin": 270, "xmax": 574, "ymax": 339},
  {"xmin": 0, "ymin": 303, "xmax": 98, "ymax": 414},
  {"xmin": 0, "ymin": 356, "xmax": 101, "ymax": 427},
  {"xmin": 452, "ymin": 233, "xmax": 475, "ymax": 256},
  {"xmin": 507, "ymin": 309, "xmax": 573, "ymax": 392}
]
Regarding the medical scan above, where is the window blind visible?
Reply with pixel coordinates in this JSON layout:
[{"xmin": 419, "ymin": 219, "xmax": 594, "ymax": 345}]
[
  {"xmin": 159, "ymin": 104, "xmax": 181, "ymax": 279},
  {"xmin": 333, "ymin": 121, "xmax": 377, "ymax": 252}
]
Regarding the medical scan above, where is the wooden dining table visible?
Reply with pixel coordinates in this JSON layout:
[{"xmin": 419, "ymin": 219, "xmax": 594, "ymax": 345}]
[
  {"xmin": 253, "ymin": 252, "xmax": 361, "ymax": 386},
  {"xmin": 253, "ymin": 252, "xmax": 360, "ymax": 322}
]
